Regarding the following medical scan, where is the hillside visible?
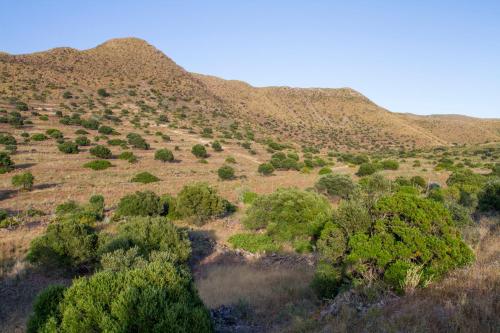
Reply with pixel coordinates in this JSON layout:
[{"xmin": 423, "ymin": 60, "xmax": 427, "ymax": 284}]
[{"xmin": 1, "ymin": 37, "xmax": 498, "ymax": 151}]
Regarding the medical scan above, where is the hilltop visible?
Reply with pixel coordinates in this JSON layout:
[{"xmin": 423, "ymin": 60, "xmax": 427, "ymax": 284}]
[{"xmin": 2, "ymin": 37, "xmax": 498, "ymax": 151}]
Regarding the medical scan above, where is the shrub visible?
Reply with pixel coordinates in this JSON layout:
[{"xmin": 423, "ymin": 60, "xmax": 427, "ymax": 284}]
[
  {"xmin": 191, "ymin": 144, "xmax": 208, "ymax": 158},
  {"xmin": 315, "ymin": 174, "xmax": 356, "ymax": 199},
  {"xmin": 478, "ymin": 178, "xmax": 500, "ymax": 212},
  {"xmin": 411, "ymin": 175, "xmax": 426, "ymax": 188},
  {"xmin": 0, "ymin": 152, "xmax": 14, "ymax": 173},
  {"xmin": 314, "ymin": 192, "xmax": 474, "ymax": 298},
  {"xmin": 107, "ymin": 216, "xmax": 191, "ymax": 264},
  {"xmin": 131, "ymin": 172, "xmax": 160, "ymax": 184},
  {"xmin": 218, "ymin": 165, "xmax": 235, "ymax": 180},
  {"xmin": 241, "ymin": 190, "xmax": 258, "ymax": 205},
  {"xmin": 99, "ymin": 247, "xmax": 147, "ymax": 272},
  {"xmin": 75, "ymin": 136, "xmax": 91, "ymax": 146},
  {"xmin": 11, "ymin": 172, "xmax": 34, "ymax": 191},
  {"xmin": 356, "ymin": 162, "xmax": 378, "ymax": 176},
  {"xmin": 243, "ymin": 188, "xmax": 332, "ymax": 251},
  {"xmin": 84, "ymin": 160, "xmax": 112, "ymax": 170},
  {"xmin": 98, "ymin": 125, "xmax": 116, "ymax": 135},
  {"xmin": 225, "ymin": 156, "xmax": 237, "ymax": 164},
  {"xmin": 115, "ymin": 191, "xmax": 166, "ymax": 218},
  {"xmin": 81, "ymin": 118, "xmax": 100, "ymax": 130},
  {"xmin": 31, "ymin": 133, "xmax": 48, "ymax": 141},
  {"xmin": 381, "ymin": 159, "xmax": 399, "ymax": 170},
  {"xmin": 27, "ymin": 219, "xmax": 98, "ymax": 270},
  {"xmin": 176, "ymin": 183, "xmax": 233, "ymax": 225},
  {"xmin": 127, "ymin": 133, "xmax": 149, "ymax": 149},
  {"xmin": 97, "ymin": 88, "xmax": 110, "ymax": 97},
  {"xmin": 90, "ymin": 145, "xmax": 112, "ymax": 159},
  {"xmin": 258, "ymin": 162, "xmax": 275, "ymax": 176},
  {"xmin": 318, "ymin": 167, "xmax": 333, "ymax": 175},
  {"xmin": 107, "ymin": 139, "xmax": 127, "ymax": 147},
  {"xmin": 27, "ymin": 285, "xmax": 67, "ymax": 333},
  {"xmin": 0, "ymin": 133, "xmax": 17, "ymax": 145},
  {"xmin": 154, "ymin": 148, "xmax": 174, "ymax": 162},
  {"xmin": 118, "ymin": 151, "xmax": 138, "ymax": 163},
  {"xmin": 211, "ymin": 141, "xmax": 222, "ymax": 152},
  {"xmin": 58, "ymin": 141, "xmax": 79, "ymax": 154},
  {"xmin": 75, "ymin": 129, "xmax": 89, "ymax": 135},
  {"xmin": 46, "ymin": 129, "xmax": 63, "ymax": 139},
  {"xmin": 228, "ymin": 233, "xmax": 281, "ymax": 253},
  {"xmin": 30, "ymin": 261, "xmax": 213, "ymax": 332}
]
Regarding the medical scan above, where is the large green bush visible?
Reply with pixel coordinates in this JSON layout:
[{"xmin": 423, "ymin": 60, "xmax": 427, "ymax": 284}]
[
  {"xmin": 243, "ymin": 188, "xmax": 332, "ymax": 251},
  {"xmin": 381, "ymin": 159, "xmax": 399, "ymax": 170},
  {"xmin": 131, "ymin": 171, "xmax": 160, "ymax": 184},
  {"xmin": 84, "ymin": 159, "xmax": 112, "ymax": 170},
  {"xmin": 115, "ymin": 191, "xmax": 166, "ymax": 218},
  {"xmin": 27, "ymin": 219, "xmax": 98, "ymax": 270},
  {"xmin": 313, "ymin": 191, "xmax": 474, "ymax": 297},
  {"xmin": 26, "ymin": 285, "xmax": 67, "ymax": 333},
  {"xmin": 127, "ymin": 133, "xmax": 150, "ymax": 149},
  {"xmin": 315, "ymin": 174, "xmax": 356, "ymax": 199},
  {"xmin": 30, "ymin": 261, "xmax": 212, "ymax": 332},
  {"xmin": 356, "ymin": 162, "xmax": 378, "ymax": 176},
  {"xmin": 217, "ymin": 165, "xmax": 235, "ymax": 180},
  {"xmin": 176, "ymin": 183, "xmax": 233, "ymax": 225},
  {"xmin": 478, "ymin": 178, "xmax": 500, "ymax": 212},
  {"xmin": 258, "ymin": 162, "xmax": 275, "ymax": 175}
]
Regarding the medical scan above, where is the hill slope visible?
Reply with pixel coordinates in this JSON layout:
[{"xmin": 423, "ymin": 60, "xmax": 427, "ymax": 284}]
[{"xmin": 1, "ymin": 37, "xmax": 498, "ymax": 150}]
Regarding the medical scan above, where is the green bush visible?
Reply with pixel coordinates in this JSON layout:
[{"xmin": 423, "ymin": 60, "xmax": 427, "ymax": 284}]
[
  {"xmin": 176, "ymin": 183, "xmax": 233, "ymax": 225},
  {"xmin": 31, "ymin": 133, "xmax": 48, "ymax": 141},
  {"xmin": 0, "ymin": 133, "xmax": 17, "ymax": 145},
  {"xmin": 243, "ymin": 188, "xmax": 332, "ymax": 251},
  {"xmin": 241, "ymin": 190, "xmax": 258, "ymax": 205},
  {"xmin": 75, "ymin": 136, "xmax": 91, "ymax": 146},
  {"xmin": 118, "ymin": 151, "xmax": 138, "ymax": 163},
  {"xmin": 58, "ymin": 141, "xmax": 79, "ymax": 154},
  {"xmin": 478, "ymin": 178, "xmax": 500, "ymax": 212},
  {"xmin": 107, "ymin": 139, "xmax": 127, "ymax": 146},
  {"xmin": 105, "ymin": 216, "xmax": 191, "ymax": 264},
  {"xmin": 27, "ymin": 285, "xmax": 67, "ymax": 333},
  {"xmin": 356, "ymin": 162, "xmax": 378, "ymax": 176},
  {"xmin": 98, "ymin": 125, "xmax": 116, "ymax": 135},
  {"xmin": 318, "ymin": 167, "xmax": 332, "ymax": 175},
  {"xmin": 155, "ymin": 148, "xmax": 174, "ymax": 162},
  {"xmin": 315, "ymin": 174, "xmax": 356, "ymax": 199},
  {"xmin": 191, "ymin": 144, "xmax": 208, "ymax": 158},
  {"xmin": 11, "ymin": 172, "xmax": 34, "ymax": 191},
  {"xmin": 258, "ymin": 162, "xmax": 274, "ymax": 175},
  {"xmin": 90, "ymin": 145, "xmax": 112, "ymax": 159},
  {"xmin": 218, "ymin": 165, "xmax": 235, "ymax": 180},
  {"xmin": 27, "ymin": 219, "xmax": 98, "ymax": 270},
  {"xmin": 97, "ymin": 88, "xmax": 110, "ymax": 97},
  {"xmin": 228, "ymin": 233, "xmax": 281, "ymax": 253},
  {"xmin": 81, "ymin": 118, "xmax": 100, "ymax": 130},
  {"xmin": 131, "ymin": 171, "xmax": 160, "ymax": 184},
  {"xmin": 115, "ymin": 191, "xmax": 166, "ymax": 218},
  {"xmin": 46, "ymin": 129, "xmax": 63, "ymax": 139},
  {"xmin": 314, "ymin": 192, "xmax": 474, "ymax": 297},
  {"xmin": 99, "ymin": 247, "xmax": 147, "ymax": 272},
  {"xmin": 30, "ymin": 261, "xmax": 213, "ymax": 332},
  {"xmin": 84, "ymin": 160, "xmax": 112, "ymax": 170},
  {"xmin": 411, "ymin": 175, "xmax": 426, "ymax": 188},
  {"xmin": 381, "ymin": 159, "xmax": 399, "ymax": 170},
  {"xmin": 127, "ymin": 133, "xmax": 150, "ymax": 149},
  {"xmin": 211, "ymin": 141, "xmax": 223, "ymax": 152},
  {"xmin": 0, "ymin": 152, "xmax": 14, "ymax": 174}
]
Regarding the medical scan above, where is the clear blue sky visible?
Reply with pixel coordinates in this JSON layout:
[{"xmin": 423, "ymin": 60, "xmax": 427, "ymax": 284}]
[{"xmin": 1, "ymin": 1, "xmax": 499, "ymax": 118}]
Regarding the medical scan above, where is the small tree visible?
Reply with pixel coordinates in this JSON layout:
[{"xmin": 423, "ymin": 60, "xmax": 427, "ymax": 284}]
[
  {"xmin": 211, "ymin": 141, "xmax": 223, "ymax": 152},
  {"xmin": 315, "ymin": 174, "xmax": 356, "ymax": 199},
  {"xmin": 90, "ymin": 145, "xmax": 112, "ymax": 159},
  {"xmin": 12, "ymin": 172, "xmax": 34, "ymax": 191},
  {"xmin": 0, "ymin": 152, "xmax": 14, "ymax": 174},
  {"xmin": 154, "ymin": 148, "xmax": 174, "ymax": 162},
  {"xmin": 258, "ymin": 163, "xmax": 275, "ymax": 176},
  {"xmin": 58, "ymin": 141, "xmax": 79, "ymax": 154},
  {"xmin": 218, "ymin": 165, "xmax": 235, "ymax": 180},
  {"xmin": 191, "ymin": 144, "xmax": 208, "ymax": 158},
  {"xmin": 115, "ymin": 191, "xmax": 165, "ymax": 218}
]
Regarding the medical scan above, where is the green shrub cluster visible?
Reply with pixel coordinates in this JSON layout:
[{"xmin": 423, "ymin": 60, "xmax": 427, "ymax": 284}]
[
  {"xmin": 258, "ymin": 162, "xmax": 274, "ymax": 175},
  {"xmin": 0, "ymin": 152, "xmax": 14, "ymax": 173},
  {"xmin": 243, "ymin": 188, "xmax": 332, "ymax": 252},
  {"xmin": 84, "ymin": 160, "xmax": 112, "ymax": 170},
  {"xmin": 131, "ymin": 171, "xmax": 160, "ymax": 184},
  {"xmin": 58, "ymin": 141, "xmax": 79, "ymax": 154},
  {"xmin": 11, "ymin": 172, "xmax": 34, "ymax": 191},
  {"xmin": 191, "ymin": 144, "xmax": 208, "ymax": 158},
  {"xmin": 118, "ymin": 151, "xmax": 138, "ymax": 163},
  {"xmin": 315, "ymin": 174, "xmax": 356, "ymax": 199},
  {"xmin": 127, "ymin": 133, "xmax": 150, "ymax": 149},
  {"xmin": 115, "ymin": 191, "xmax": 167, "ymax": 218},
  {"xmin": 218, "ymin": 165, "xmax": 235, "ymax": 180},
  {"xmin": 313, "ymin": 191, "xmax": 474, "ymax": 297},
  {"xmin": 228, "ymin": 233, "xmax": 281, "ymax": 253},
  {"xmin": 90, "ymin": 145, "xmax": 112, "ymax": 159},
  {"xmin": 155, "ymin": 148, "xmax": 174, "ymax": 162},
  {"xmin": 270, "ymin": 152, "xmax": 300, "ymax": 171},
  {"xmin": 75, "ymin": 135, "xmax": 90, "ymax": 146}
]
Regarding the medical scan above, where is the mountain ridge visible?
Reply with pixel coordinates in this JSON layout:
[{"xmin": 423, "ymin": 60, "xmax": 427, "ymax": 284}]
[{"xmin": 1, "ymin": 37, "xmax": 498, "ymax": 150}]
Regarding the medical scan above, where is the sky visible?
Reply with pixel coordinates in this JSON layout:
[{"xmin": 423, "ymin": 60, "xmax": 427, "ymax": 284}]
[{"xmin": 1, "ymin": 1, "xmax": 499, "ymax": 118}]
